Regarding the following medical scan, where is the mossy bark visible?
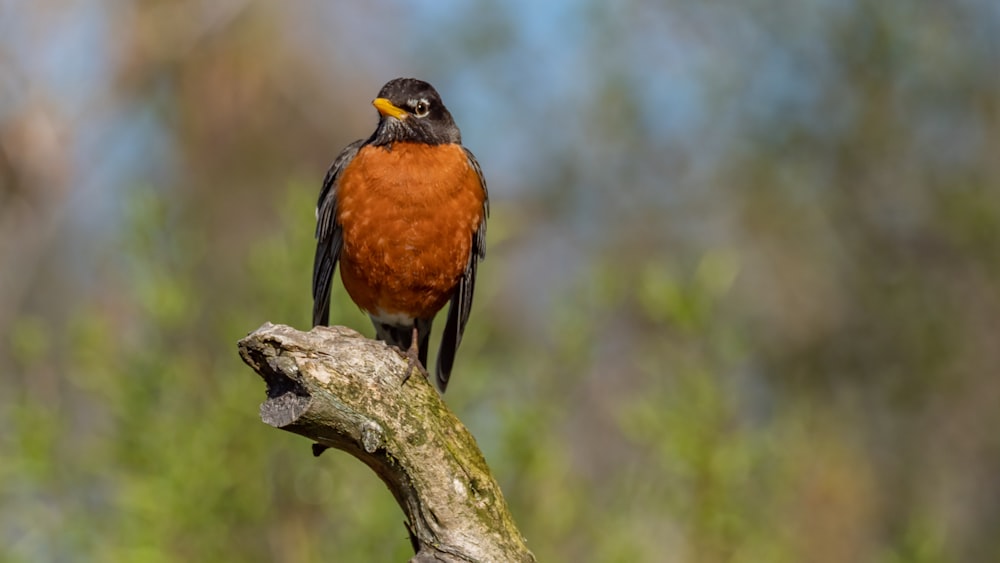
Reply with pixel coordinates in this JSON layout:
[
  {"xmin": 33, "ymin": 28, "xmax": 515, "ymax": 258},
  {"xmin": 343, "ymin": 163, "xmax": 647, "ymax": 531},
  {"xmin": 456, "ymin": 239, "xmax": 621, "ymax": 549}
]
[{"xmin": 238, "ymin": 323, "xmax": 534, "ymax": 563}]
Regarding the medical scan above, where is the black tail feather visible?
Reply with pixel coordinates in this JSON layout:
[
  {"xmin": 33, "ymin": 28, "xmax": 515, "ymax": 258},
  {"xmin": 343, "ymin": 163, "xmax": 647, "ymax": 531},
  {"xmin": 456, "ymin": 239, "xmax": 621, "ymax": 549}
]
[{"xmin": 436, "ymin": 258, "xmax": 476, "ymax": 393}]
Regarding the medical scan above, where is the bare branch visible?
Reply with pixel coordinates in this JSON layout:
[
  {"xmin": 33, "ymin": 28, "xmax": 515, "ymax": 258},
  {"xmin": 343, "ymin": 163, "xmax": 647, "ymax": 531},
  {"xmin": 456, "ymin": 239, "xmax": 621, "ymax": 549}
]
[{"xmin": 238, "ymin": 323, "xmax": 535, "ymax": 563}]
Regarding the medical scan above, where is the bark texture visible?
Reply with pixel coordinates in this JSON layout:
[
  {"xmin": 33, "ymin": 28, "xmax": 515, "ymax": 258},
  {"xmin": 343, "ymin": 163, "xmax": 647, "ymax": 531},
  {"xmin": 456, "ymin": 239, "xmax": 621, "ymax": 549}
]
[{"xmin": 237, "ymin": 323, "xmax": 534, "ymax": 563}]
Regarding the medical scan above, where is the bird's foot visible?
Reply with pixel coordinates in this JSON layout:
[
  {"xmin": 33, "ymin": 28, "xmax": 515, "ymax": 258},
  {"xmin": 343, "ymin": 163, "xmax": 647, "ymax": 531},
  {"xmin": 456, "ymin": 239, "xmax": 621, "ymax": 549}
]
[
  {"xmin": 400, "ymin": 326, "xmax": 427, "ymax": 386},
  {"xmin": 400, "ymin": 354, "xmax": 427, "ymax": 386}
]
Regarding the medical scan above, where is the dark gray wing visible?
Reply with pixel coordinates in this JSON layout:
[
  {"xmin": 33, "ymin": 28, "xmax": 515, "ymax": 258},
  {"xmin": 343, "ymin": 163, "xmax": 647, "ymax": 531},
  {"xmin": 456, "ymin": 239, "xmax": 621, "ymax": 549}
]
[
  {"xmin": 312, "ymin": 139, "xmax": 365, "ymax": 327},
  {"xmin": 435, "ymin": 147, "xmax": 489, "ymax": 392}
]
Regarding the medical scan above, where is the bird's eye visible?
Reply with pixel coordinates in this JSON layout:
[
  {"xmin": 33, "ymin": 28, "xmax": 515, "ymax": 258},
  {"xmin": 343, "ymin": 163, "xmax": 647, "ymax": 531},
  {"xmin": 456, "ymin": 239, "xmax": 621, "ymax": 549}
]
[{"xmin": 413, "ymin": 100, "xmax": 430, "ymax": 117}]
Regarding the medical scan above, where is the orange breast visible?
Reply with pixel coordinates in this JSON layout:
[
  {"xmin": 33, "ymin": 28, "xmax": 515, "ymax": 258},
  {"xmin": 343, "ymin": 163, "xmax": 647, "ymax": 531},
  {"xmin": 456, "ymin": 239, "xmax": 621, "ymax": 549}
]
[{"xmin": 336, "ymin": 142, "xmax": 485, "ymax": 321}]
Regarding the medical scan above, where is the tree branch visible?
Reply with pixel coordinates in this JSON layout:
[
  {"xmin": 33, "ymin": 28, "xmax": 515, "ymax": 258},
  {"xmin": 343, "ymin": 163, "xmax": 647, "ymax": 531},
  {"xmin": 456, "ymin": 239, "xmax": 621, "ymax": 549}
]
[{"xmin": 237, "ymin": 323, "xmax": 535, "ymax": 563}]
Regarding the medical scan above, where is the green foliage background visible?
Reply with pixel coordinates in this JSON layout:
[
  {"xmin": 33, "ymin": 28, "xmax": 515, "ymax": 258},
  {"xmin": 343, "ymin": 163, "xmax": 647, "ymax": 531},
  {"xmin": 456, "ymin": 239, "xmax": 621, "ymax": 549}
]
[{"xmin": 2, "ymin": 1, "xmax": 999, "ymax": 562}]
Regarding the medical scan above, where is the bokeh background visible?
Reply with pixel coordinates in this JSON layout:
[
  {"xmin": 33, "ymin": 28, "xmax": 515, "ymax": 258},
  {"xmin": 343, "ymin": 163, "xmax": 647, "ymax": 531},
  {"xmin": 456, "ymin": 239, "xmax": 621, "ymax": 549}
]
[{"xmin": 3, "ymin": 1, "xmax": 999, "ymax": 561}]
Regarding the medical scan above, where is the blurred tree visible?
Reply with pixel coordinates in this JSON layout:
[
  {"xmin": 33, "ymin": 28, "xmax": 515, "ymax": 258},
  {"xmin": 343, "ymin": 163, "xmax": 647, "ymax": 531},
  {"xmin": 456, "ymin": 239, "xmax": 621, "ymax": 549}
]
[{"xmin": 2, "ymin": 0, "xmax": 999, "ymax": 561}]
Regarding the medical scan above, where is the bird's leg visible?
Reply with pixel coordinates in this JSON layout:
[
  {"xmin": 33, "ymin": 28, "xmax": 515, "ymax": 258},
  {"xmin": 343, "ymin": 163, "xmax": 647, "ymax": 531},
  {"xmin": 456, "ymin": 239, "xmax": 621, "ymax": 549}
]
[{"xmin": 400, "ymin": 325, "xmax": 427, "ymax": 386}]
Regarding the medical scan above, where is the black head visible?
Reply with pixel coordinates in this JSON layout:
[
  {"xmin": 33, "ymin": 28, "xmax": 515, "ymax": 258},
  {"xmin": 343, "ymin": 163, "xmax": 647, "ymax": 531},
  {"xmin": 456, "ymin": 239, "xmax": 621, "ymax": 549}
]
[{"xmin": 368, "ymin": 78, "xmax": 462, "ymax": 147}]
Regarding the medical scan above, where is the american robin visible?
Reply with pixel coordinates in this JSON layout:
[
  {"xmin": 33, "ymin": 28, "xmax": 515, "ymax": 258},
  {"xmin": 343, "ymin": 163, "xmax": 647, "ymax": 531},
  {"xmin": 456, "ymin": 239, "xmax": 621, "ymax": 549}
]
[{"xmin": 312, "ymin": 77, "xmax": 489, "ymax": 393}]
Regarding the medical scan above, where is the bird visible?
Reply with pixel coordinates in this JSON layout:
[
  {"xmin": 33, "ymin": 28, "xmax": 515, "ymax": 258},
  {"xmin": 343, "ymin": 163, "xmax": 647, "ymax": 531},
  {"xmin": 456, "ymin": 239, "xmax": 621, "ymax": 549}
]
[{"xmin": 312, "ymin": 78, "xmax": 489, "ymax": 393}]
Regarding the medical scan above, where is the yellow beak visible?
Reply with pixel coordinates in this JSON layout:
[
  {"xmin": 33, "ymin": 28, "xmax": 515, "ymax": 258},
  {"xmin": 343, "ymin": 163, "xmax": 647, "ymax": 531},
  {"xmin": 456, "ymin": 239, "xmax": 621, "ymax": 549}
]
[{"xmin": 372, "ymin": 98, "xmax": 408, "ymax": 120}]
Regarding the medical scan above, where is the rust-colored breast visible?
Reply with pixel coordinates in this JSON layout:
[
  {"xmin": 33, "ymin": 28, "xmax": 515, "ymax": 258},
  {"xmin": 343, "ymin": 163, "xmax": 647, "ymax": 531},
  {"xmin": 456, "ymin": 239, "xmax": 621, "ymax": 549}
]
[{"xmin": 336, "ymin": 142, "xmax": 485, "ymax": 321}]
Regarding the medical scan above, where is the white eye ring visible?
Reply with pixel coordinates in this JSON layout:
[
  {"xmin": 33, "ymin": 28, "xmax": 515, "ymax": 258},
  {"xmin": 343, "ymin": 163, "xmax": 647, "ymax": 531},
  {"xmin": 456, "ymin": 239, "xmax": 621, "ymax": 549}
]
[{"xmin": 413, "ymin": 99, "xmax": 430, "ymax": 117}]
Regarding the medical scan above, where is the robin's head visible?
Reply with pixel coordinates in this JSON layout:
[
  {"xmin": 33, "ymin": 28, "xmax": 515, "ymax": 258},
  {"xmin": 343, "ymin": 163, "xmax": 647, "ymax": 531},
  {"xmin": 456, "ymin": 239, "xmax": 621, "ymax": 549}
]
[{"xmin": 368, "ymin": 78, "xmax": 462, "ymax": 147}]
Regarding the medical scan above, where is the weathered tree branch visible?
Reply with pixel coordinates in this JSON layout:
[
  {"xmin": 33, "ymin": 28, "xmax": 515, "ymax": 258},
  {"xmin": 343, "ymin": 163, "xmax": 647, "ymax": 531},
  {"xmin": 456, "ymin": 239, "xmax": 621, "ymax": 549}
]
[{"xmin": 237, "ymin": 323, "xmax": 534, "ymax": 563}]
